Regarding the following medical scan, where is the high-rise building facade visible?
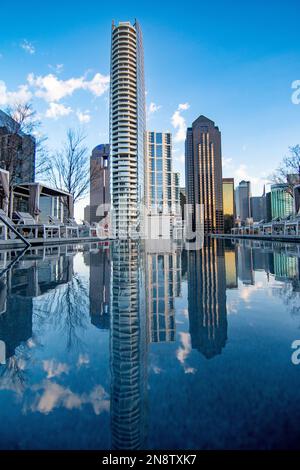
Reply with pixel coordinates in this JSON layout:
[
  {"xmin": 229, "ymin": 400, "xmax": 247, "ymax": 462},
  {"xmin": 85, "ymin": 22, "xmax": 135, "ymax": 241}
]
[
  {"xmin": 250, "ymin": 196, "xmax": 266, "ymax": 222},
  {"xmin": 145, "ymin": 131, "xmax": 172, "ymax": 213},
  {"xmin": 185, "ymin": 115, "xmax": 224, "ymax": 234},
  {"xmin": 271, "ymin": 183, "xmax": 294, "ymax": 219},
  {"xmin": 85, "ymin": 144, "xmax": 110, "ymax": 224},
  {"xmin": 0, "ymin": 109, "xmax": 35, "ymax": 184},
  {"xmin": 222, "ymin": 178, "xmax": 235, "ymax": 217},
  {"xmin": 235, "ymin": 180, "xmax": 251, "ymax": 221},
  {"xmin": 110, "ymin": 21, "xmax": 146, "ymax": 237}
]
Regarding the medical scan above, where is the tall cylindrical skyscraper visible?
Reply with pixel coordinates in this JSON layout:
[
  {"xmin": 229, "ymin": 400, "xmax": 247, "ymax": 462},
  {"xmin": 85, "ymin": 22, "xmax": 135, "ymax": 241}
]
[{"xmin": 110, "ymin": 20, "xmax": 146, "ymax": 238}]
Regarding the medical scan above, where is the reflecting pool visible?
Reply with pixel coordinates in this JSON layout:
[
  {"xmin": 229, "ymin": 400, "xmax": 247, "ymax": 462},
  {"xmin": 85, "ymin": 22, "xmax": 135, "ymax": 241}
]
[{"xmin": 0, "ymin": 239, "xmax": 300, "ymax": 450}]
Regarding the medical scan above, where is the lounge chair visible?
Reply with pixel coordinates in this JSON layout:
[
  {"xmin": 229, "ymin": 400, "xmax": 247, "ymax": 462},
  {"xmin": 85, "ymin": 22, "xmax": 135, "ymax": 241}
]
[
  {"xmin": 65, "ymin": 218, "xmax": 84, "ymax": 238},
  {"xmin": 12, "ymin": 211, "xmax": 60, "ymax": 240},
  {"xmin": 0, "ymin": 209, "xmax": 30, "ymax": 246},
  {"xmin": 48, "ymin": 216, "xmax": 78, "ymax": 239},
  {"xmin": 81, "ymin": 220, "xmax": 98, "ymax": 238}
]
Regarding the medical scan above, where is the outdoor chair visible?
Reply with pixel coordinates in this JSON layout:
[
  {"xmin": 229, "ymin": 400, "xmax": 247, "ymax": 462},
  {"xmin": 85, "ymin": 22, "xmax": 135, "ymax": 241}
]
[
  {"xmin": 81, "ymin": 220, "xmax": 98, "ymax": 238},
  {"xmin": 48, "ymin": 216, "xmax": 78, "ymax": 239},
  {"xmin": 13, "ymin": 211, "xmax": 60, "ymax": 240}
]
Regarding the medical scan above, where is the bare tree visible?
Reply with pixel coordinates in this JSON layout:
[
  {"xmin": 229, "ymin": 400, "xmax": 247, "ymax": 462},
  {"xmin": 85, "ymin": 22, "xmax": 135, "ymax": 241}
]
[
  {"xmin": 2, "ymin": 102, "xmax": 50, "ymax": 184},
  {"xmin": 271, "ymin": 145, "xmax": 300, "ymax": 197},
  {"xmin": 47, "ymin": 128, "xmax": 93, "ymax": 215}
]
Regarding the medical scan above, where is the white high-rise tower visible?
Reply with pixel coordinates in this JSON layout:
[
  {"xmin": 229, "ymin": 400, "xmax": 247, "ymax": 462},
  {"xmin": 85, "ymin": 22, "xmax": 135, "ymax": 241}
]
[{"xmin": 110, "ymin": 20, "xmax": 146, "ymax": 237}]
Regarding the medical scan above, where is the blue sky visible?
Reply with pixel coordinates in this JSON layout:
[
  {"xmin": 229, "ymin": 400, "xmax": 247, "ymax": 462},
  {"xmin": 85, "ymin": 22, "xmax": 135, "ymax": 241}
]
[{"xmin": 1, "ymin": 0, "xmax": 300, "ymax": 218}]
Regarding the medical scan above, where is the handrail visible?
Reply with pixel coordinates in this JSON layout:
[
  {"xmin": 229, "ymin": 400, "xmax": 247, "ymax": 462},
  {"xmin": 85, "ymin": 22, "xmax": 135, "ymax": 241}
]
[
  {"xmin": 0, "ymin": 247, "xmax": 28, "ymax": 279},
  {"xmin": 0, "ymin": 214, "xmax": 31, "ymax": 247}
]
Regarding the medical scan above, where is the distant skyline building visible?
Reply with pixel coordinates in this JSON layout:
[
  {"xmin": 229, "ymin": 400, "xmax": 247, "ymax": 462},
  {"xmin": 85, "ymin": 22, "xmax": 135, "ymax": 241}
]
[
  {"xmin": 185, "ymin": 115, "xmax": 224, "ymax": 234},
  {"xmin": 84, "ymin": 144, "xmax": 110, "ymax": 224},
  {"xmin": 145, "ymin": 131, "xmax": 173, "ymax": 213},
  {"xmin": 266, "ymin": 191, "xmax": 272, "ymax": 222},
  {"xmin": 110, "ymin": 20, "xmax": 146, "ymax": 237},
  {"xmin": 222, "ymin": 178, "xmax": 235, "ymax": 218},
  {"xmin": 250, "ymin": 195, "xmax": 266, "ymax": 222},
  {"xmin": 235, "ymin": 180, "xmax": 251, "ymax": 221},
  {"xmin": 271, "ymin": 183, "xmax": 294, "ymax": 219}
]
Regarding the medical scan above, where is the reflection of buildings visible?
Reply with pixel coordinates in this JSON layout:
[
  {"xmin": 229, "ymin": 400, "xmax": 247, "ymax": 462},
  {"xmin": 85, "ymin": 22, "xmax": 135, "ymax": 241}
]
[
  {"xmin": 237, "ymin": 244, "xmax": 254, "ymax": 285},
  {"xmin": 110, "ymin": 242, "xmax": 147, "ymax": 450},
  {"xmin": 145, "ymin": 246, "xmax": 181, "ymax": 343},
  {"xmin": 187, "ymin": 239, "xmax": 227, "ymax": 359},
  {"xmin": 84, "ymin": 247, "xmax": 111, "ymax": 329},
  {"xmin": 224, "ymin": 243, "xmax": 238, "ymax": 289},
  {"xmin": 0, "ymin": 251, "xmax": 74, "ymax": 363},
  {"xmin": 273, "ymin": 252, "xmax": 298, "ymax": 282}
]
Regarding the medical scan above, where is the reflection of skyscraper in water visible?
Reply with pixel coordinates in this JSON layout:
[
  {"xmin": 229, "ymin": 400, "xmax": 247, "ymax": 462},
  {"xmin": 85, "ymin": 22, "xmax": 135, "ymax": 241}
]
[
  {"xmin": 187, "ymin": 239, "xmax": 227, "ymax": 359},
  {"xmin": 0, "ymin": 252, "xmax": 74, "ymax": 364},
  {"xmin": 274, "ymin": 252, "xmax": 298, "ymax": 283},
  {"xmin": 145, "ymin": 247, "xmax": 181, "ymax": 343},
  {"xmin": 237, "ymin": 244, "xmax": 254, "ymax": 285},
  {"xmin": 110, "ymin": 242, "xmax": 147, "ymax": 450},
  {"xmin": 85, "ymin": 247, "xmax": 111, "ymax": 329},
  {"xmin": 224, "ymin": 242, "xmax": 238, "ymax": 289}
]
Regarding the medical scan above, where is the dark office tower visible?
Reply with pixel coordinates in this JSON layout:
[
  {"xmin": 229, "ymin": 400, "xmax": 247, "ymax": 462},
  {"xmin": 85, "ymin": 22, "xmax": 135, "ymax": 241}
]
[
  {"xmin": 110, "ymin": 241, "xmax": 147, "ymax": 450},
  {"xmin": 0, "ymin": 109, "xmax": 35, "ymax": 184},
  {"xmin": 110, "ymin": 21, "xmax": 146, "ymax": 237},
  {"xmin": 86, "ymin": 247, "xmax": 111, "ymax": 329},
  {"xmin": 85, "ymin": 144, "xmax": 110, "ymax": 224},
  {"xmin": 185, "ymin": 116, "xmax": 224, "ymax": 234},
  {"xmin": 187, "ymin": 239, "xmax": 227, "ymax": 359},
  {"xmin": 235, "ymin": 180, "xmax": 251, "ymax": 221}
]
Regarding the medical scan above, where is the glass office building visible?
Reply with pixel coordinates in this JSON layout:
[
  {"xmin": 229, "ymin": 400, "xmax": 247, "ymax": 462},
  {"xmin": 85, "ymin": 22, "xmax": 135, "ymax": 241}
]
[{"xmin": 271, "ymin": 183, "xmax": 294, "ymax": 219}]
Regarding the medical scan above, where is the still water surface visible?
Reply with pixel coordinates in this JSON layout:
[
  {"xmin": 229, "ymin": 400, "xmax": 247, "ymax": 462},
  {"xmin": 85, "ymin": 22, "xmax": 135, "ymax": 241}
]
[{"xmin": 0, "ymin": 239, "xmax": 300, "ymax": 450}]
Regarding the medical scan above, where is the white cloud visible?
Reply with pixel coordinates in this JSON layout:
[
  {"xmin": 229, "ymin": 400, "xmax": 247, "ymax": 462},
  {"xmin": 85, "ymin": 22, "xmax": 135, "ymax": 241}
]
[
  {"xmin": 171, "ymin": 103, "xmax": 190, "ymax": 143},
  {"xmin": 175, "ymin": 154, "xmax": 185, "ymax": 164},
  {"xmin": 86, "ymin": 72, "xmax": 110, "ymax": 96},
  {"xmin": 178, "ymin": 102, "xmax": 190, "ymax": 111},
  {"xmin": 28, "ymin": 381, "xmax": 110, "ymax": 415},
  {"xmin": 48, "ymin": 63, "xmax": 64, "ymax": 74},
  {"xmin": 233, "ymin": 163, "xmax": 270, "ymax": 195},
  {"xmin": 76, "ymin": 109, "xmax": 91, "ymax": 123},
  {"xmin": 45, "ymin": 102, "xmax": 72, "ymax": 119},
  {"xmin": 27, "ymin": 72, "xmax": 110, "ymax": 103},
  {"xmin": 0, "ymin": 80, "xmax": 32, "ymax": 106},
  {"xmin": 222, "ymin": 157, "xmax": 233, "ymax": 169},
  {"xmin": 43, "ymin": 359, "xmax": 69, "ymax": 379},
  {"xmin": 176, "ymin": 332, "xmax": 197, "ymax": 374},
  {"xmin": 148, "ymin": 102, "xmax": 161, "ymax": 115},
  {"xmin": 20, "ymin": 39, "xmax": 35, "ymax": 55}
]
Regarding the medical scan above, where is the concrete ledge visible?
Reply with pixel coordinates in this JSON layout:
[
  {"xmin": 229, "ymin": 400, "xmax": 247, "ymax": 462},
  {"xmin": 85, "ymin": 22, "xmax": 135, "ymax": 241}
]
[
  {"xmin": 210, "ymin": 233, "xmax": 300, "ymax": 243},
  {"xmin": 0, "ymin": 236, "xmax": 110, "ymax": 250}
]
